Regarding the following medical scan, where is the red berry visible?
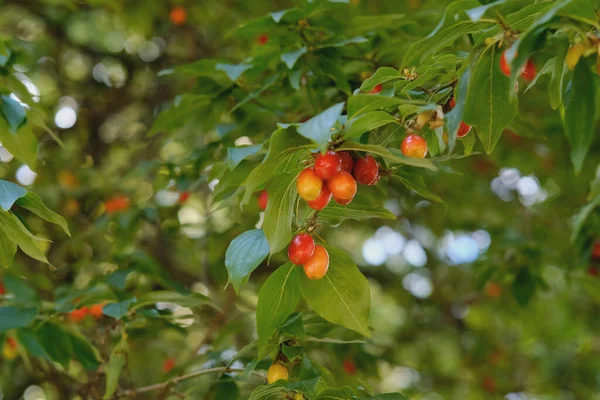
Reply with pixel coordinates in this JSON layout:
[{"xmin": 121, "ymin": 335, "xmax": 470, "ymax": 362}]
[
  {"xmin": 90, "ymin": 304, "xmax": 104, "ymax": 319},
  {"xmin": 353, "ymin": 155, "xmax": 379, "ymax": 185},
  {"xmin": 68, "ymin": 307, "xmax": 89, "ymax": 323},
  {"xmin": 333, "ymin": 196, "xmax": 353, "ymax": 205},
  {"xmin": 500, "ymin": 49, "xmax": 512, "ymax": 77},
  {"xmin": 307, "ymin": 186, "xmax": 332, "ymax": 211},
  {"xmin": 343, "ymin": 359, "xmax": 357, "ymax": 375},
  {"xmin": 303, "ymin": 245, "xmax": 329, "ymax": 280},
  {"xmin": 369, "ymin": 84, "xmax": 382, "ymax": 94},
  {"xmin": 588, "ymin": 266, "xmax": 599, "ymax": 277},
  {"xmin": 169, "ymin": 6, "xmax": 187, "ymax": 25},
  {"xmin": 339, "ymin": 151, "xmax": 354, "ymax": 173},
  {"xmin": 297, "ymin": 168, "xmax": 323, "ymax": 201},
  {"xmin": 163, "ymin": 358, "xmax": 176, "ymax": 373},
  {"xmin": 592, "ymin": 241, "xmax": 600, "ymax": 259},
  {"xmin": 105, "ymin": 195, "xmax": 130, "ymax": 214},
  {"xmin": 314, "ymin": 151, "xmax": 342, "ymax": 180},
  {"xmin": 449, "ymin": 97, "xmax": 456, "ymax": 109},
  {"xmin": 257, "ymin": 34, "xmax": 269, "ymax": 45},
  {"xmin": 258, "ymin": 190, "xmax": 268, "ymax": 210},
  {"xmin": 482, "ymin": 376, "xmax": 496, "ymax": 393},
  {"xmin": 521, "ymin": 60, "xmax": 537, "ymax": 81},
  {"xmin": 327, "ymin": 171, "xmax": 357, "ymax": 201},
  {"xmin": 457, "ymin": 122, "xmax": 472, "ymax": 138},
  {"xmin": 288, "ymin": 234, "xmax": 316, "ymax": 265},
  {"xmin": 0, "ymin": 280, "xmax": 5, "ymax": 295},
  {"xmin": 6, "ymin": 337, "xmax": 16, "ymax": 349},
  {"xmin": 179, "ymin": 191, "xmax": 190, "ymax": 203},
  {"xmin": 401, "ymin": 134, "xmax": 428, "ymax": 158}
]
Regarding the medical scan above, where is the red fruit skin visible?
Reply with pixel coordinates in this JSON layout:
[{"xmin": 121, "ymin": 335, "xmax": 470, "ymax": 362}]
[
  {"xmin": 90, "ymin": 304, "xmax": 104, "ymax": 319},
  {"xmin": 314, "ymin": 151, "xmax": 342, "ymax": 180},
  {"xmin": 521, "ymin": 60, "xmax": 537, "ymax": 81},
  {"xmin": 170, "ymin": 6, "xmax": 187, "ymax": 25},
  {"xmin": 68, "ymin": 307, "xmax": 89, "ymax": 323},
  {"xmin": 163, "ymin": 358, "xmax": 176, "ymax": 373},
  {"xmin": 257, "ymin": 34, "xmax": 269, "ymax": 45},
  {"xmin": 369, "ymin": 84, "xmax": 382, "ymax": 94},
  {"xmin": 327, "ymin": 171, "xmax": 357, "ymax": 200},
  {"xmin": 288, "ymin": 234, "xmax": 316, "ymax": 265},
  {"xmin": 457, "ymin": 122, "xmax": 472, "ymax": 138},
  {"xmin": 592, "ymin": 242, "xmax": 600, "ymax": 259},
  {"xmin": 307, "ymin": 186, "xmax": 332, "ymax": 211},
  {"xmin": 353, "ymin": 155, "xmax": 379, "ymax": 185},
  {"xmin": 449, "ymin": 97, "xmax": 456, "ymax": 109},
  {"xmin": 303, "ymin": 246, "xmax": 329, "ymax": 280},
  {"xmin": 588, "ymin": 266, "xmax": 599, "ymax": 277},
  {"xmin": 343, "ymin": 359, "xmax": 357, "ymax": 375},
  {"xmin": 105, "ymin": 195, "xmax": 130, "ymax": 214},
  {"xmin": 258, "ymin": 190, "xmax": 268, "ymax": 210},
  {"xmin": 333, "ymin": 196, "xmax": 353, "ymax": 205},
  {"xmin": 179, "ymin": 191, "xmax": 190, "ymax": 203},
  {"xmin": 339, "ymin": 151, "xmax": 354, "ymax": 173},
  {"xmin": 297, "ymin": 168, "xmax": 323, "ymax": 201},
  {"xmin": 401, "ymin": 135, "xmax": 428, "ymax": 158},
  {"xmin": 0, "ymin": 281, "xmax": 5, "ymax": 295},
  {"xmin": 500, "ymin": 50, "xmax": 512, "ymax": 77}
]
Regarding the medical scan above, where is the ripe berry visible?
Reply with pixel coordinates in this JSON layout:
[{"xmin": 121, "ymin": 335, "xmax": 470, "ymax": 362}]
[
  {"xmin": 258, "ymin": 190, "xmax": 268, "ymax": 210},
  {"xmin": 257, "ymin": 34, "xmax": 269, "ymax": 45},
  {"xmin": 592, "ymin": 241, "xmax": 600, "ymax": 259},
  {"xmin": 297, "ymin": 168, "xmax": 323, "ymax": 201},
  {"xmin": 449, "ymin": 97, "xmax": 456, "ymax": 108},
  {"xmin": 401, "ymin": 134, "xmax": 428, "ymax": 158},
  {"xmin": 307, "ymin": 186, "xmax": 332, "ymax": 211},
  {"xmin": 339, "ymin": 151, "xmax": 354, "ymax": 173},
  {"xmin": 288, "ymin": 234, "xmax": 315, "ymax": 265},
  {"xmin": 179, "ymin": 191, "xmax": 190, "ymax": 203},
  {"xmin": 369, "ymin": 84, "xmax": 382, "ymax": 94},
  {"xmin": 0, "ymin": 280, "xmax": 5, "ymax": 295},
  {"xmin": 327, "ymin": 171, "xmax": 357, "ymax": 201},
  {"xmin": 68, "ymin": 307, "xmax": 89, "ymax": 323},
  {"xmin": 105, "ymin": 195, "xmax": 130, "ymax": 214},
  {"xmin": 521, "ymin": 60, "xmax": 537, "ymax": 81},
  {"xmin": 90, "ymin": 304, "xmax": 104, "ymax": 319},
  {"xmin": 163, "ymin": 358, "xmax": 176, "ymax": 373},
  {"xmin": 485, "ymin": 282, "xmax": 502, "ymax": 298},
  {"xmin": 334, "ymin": 196, "xmax": 353, "ymax": 205},
  {"xmin": 343, "ymin": 359, "xmax": 357, "ymax": 375},
  {"xmin": 169, "ymin": 6, "xmax": 187, "ymax": 25},
  {"xmin": 500, "ymin": 49, "xmax": 512, "ymax": 77},
  {"xmin": 353, "ymin": 155, "xmax": 379, "ymax": 185},
  {"xmin": 314, "ymin": 151, "xmax": 342, "ymax": 180},
  {"xmin": 267, "ymin": 363, "xmax": 289, "ymax": 384},
  {"xmin": 457, "ymin": 121, "xmax": 472, "ymax": 138},
  {"xmin": 588, "ymin": 266, "xmax": 599, "ymax": 277},
  {"xmin": 303, "ymin": 245, "xmax": 329, "ymax": 280}
]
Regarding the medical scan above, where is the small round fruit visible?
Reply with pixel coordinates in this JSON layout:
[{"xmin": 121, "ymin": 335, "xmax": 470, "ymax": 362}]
[
  {"xmin": 297, "ymin": 168, "xmax": 323, "ymax": 201},
  {"xmin": 267, "ymin": 363, "xmax": 289, "ymax": 384},
  {"xmin": 449, "ymin": 97, "xmax": 456, "ymax": 109},
  {"xmin": 169, "ymin": 6, "xmax": 187, "ymax": 25},
  {"xmin": 339, "ymin": 151, "xmax": 354, "ymax": 173},
  {"xmin": 105, "ymin": 195, "xmax": 130, "ymax": 214},
  {"xmin": 369, "ymin": 84, "xmax": 382, "ymax": 94},
  {"xmin": 353, "ymin": 155, "xmax": 379, "ymax": 185},
  {"xmin": 68, "ymin": 307, "xmax": 89, "ymax": 323},
  {"xmin": 485, "ymin": 282, "xmax": 502, "ymax": 298},
  {"xmin": 566, "ymin": 44, "xmax": 586, "ymax": 71},
  {"xmin": 343, "ymin": 359, "xmax": 357, "ymax": 375},
  {"xmin": 401, "ymin": 134, "xmax": 428, "ymax": 158},
  {"xmin": 521, "ymin": 60, "xmax": 536, "ymax": 81},
  {"xmin": 163, "ymin": 358, "xmax": 176, "ymax": 373},
  {"xmin": 334, "ymin": 196, "xmax": 353, "ymax": 205},
  {"xmin": 314, "ymin": 151, "xmax": 342, "ymax": 180},
  {"xmin": 257, "ymin": 34, "xmax": 269, "ymax": 45},
  {"xmin": 179, "ymin": 191, "xmax": 191, "ymax": 203},
  {"xmin": 500, "ymin": 49, "xmax": 512, "ymax": 76},
  {"xmin": 457, "ymin": 122, "xmax": 472, "ymax": 138},
  {"xmin": 294, "ymin": 394, "xmax": 304, "ymax": 400},
  {"xmin": 0, "ymin": 280, "xmax": 5, "ymax": 295},
  {"xmin": 258, "ymin": 190, "xmax": 268, "ymax": 210},
  {"xmin": 592, "ymin": 241, "xmax": 600, "ymax": 259},
  {"xmin": 327, "ymin": 171, "xmax": 357, "ymax": 201},
  {"xmin": 288, "ymin": 234, "xmax": 316, "ymax": 265},
  {"xmin": 303, "ymin": 246, "xmax": 329, "ymax": 280},
  {"xmin": 307, "ymin": 186, "xmax": 332, "ymax": 211},
  {"xmin": 90, "ymin": 304, "xmax": 104, "ymax": 319}
]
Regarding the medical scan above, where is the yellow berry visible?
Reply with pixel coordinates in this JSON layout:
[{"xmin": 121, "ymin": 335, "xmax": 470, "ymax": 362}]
[{"xmin": 267, "ymin": 363, "xmax": 289, "ymax": 384}]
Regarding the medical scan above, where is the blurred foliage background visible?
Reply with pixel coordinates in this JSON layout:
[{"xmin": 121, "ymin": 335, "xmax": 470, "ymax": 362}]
[{"xmin": 0, "ymin": 0, "xmax": 599, "ymax": 399}]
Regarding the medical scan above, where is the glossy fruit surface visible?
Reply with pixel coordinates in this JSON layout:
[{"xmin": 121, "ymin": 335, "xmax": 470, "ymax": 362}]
[
  {"xmin": 401, "ymin": 134, "xmax": 428, "ymax": 158},
  {"xmin": 258, "ymin": 190, "xmax": 268, "ymax": 210},
  {"xmin": 500, "ymin": 49, "xmax": 512, "ymax": 76},
  {"xmin": 339, "ymin": 151, "xmax": 354, "ymax": 173},
  {"xmin": 267, "ymin": 363, "xmax": 289, "ymax": 384},
  {"xmin": 288, "ymin": 234, "xmax": 315, "ymax": 265},
  {"xmin": 521, "ymin": 60, "xmax": 537, "ymax": 81},
  {"xmin": 297, "ymin": 168, "xmax": 323, "ymax": 201},
  {"xmin": 314, "ymin": 151, "xmax": 342, "ymax": 180},
  {"xmin": 303, "ymin": 245, "xmax": 329, "ymax": 280},
  {"xmin": 457, "ymin": 122, "xmax": 472, "ymax": 138},
  {"xmin": 327, "ymin": 171, "xmax": 357, "ymax": 200},
  {"xmin": 333, "ymin": 196, "xmax": 353, "ymax": 205},
  {"xmin": 369, "ymin": 84, "xmax": 382, "ymax": 94},
  {"xmin": 353, "ymin": 155, "xmax": 379, "ymax": 185},
  {"xmin": 307, "ymin": 186, "xmax": 332, "ymax": 210}
]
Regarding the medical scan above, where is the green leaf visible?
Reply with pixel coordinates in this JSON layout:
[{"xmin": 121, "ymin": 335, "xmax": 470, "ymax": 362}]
[
  {"xmin": 402, "ymin": 0, "xmax": 483, "ymax": 67},
  {"xmin": 35, "ymin": 322, "xmax": 72, "ymax": 368},
  {"xmin": 227, "ymin": 145, "xmax": 263, "ymax": 171},
  {"xmin": 563, "ymin": 58, "xmax": 595, "ymax": 173},
  {"xmin": 0, "ymin": 228, "xmax": 16, "ymax": 268},
  {"xmin": 256, "ymin": 263, "xmax": 301, "ymax": 351},
  {"xmin": 134, "ymin": 290, "xmax": 213, "ymax": 309},
  {"xmin": 347, "ymin": 95, "xmax": 404, "ymax": 118},
  {"xmin": 460, "ymin": 130, "xmax": 477, "ymax": 155},
  {"xmin": 571, "ymin": 194, "xmax": 600, "ymax": 242},
  {"xmin": 465, "ymin": 0, "xmax": 509, "ymax": 21},
  {"xmin": 344, "ymin": 111, "xmax": 397, "ymax": 139},
  {"xmin": 463, "ymin": 45, "xmax": 518, "ymax": 154},
  {"xmin": 225, "ymin": 230, "xmax": 270, "ymax": 293},
  {"xmin": 338, "ymin": 142, "xmax": 437, "ymax": 170},
  {"xmin": 103, "ymin": 298, "xmax": 136, "ymax": 319},
  {"xmin": 3, "ymin": 275, "xmax": 38, "ymax": 302},
  {"xmin": 0, "ymin": 180, "xmax": 26, "ymax": 211},
  {"xmin": 280, "ymin": 312, "xmax": 307, "ymax": 340},
  {"xmin": 264, "ymin": 173, "xmax": 298, "ymax": 255},
  {"xmin": 524, "ymin": 58, "xmax": 554, "ymax": 92},
  {"xmin": 548, "ymin": 36, "xmax": 569, "ymax": 110},
  {"xmin": 104, "ymin": 338, "xmax": 128, "ymax": 399},
  {"xmin": 231, "ymin": 73, "xmax": 280, "ymax": 113},
  {"xmin": 320, "ymin": 57, "xmax": 351, "ymax": 95},
  {"xmin": 359, "ymin": 67, "xmax": 402, "ymax": 92},
  {"xmin": 69, "ymin": 332, "xmax": 101, "ymax": 370},
  {"xmin": 446, "ymin": 57, "xmax": 474, "ymax": 152},
  {"xmin": 300, "ymin": 246, "xmax": 371, "ymax": 337},
  {"xmin": 284, "ymin": 102, "xmax": 345, "ymax": 148},
  {"xmin": 15, "ymin": 328, "xmax": 50, "ymax": 359},
  {"xmin": 315, "ymin": 387, "xmax": 357, "ymax": 400},
  {"xmin": 0, "ymin": 306, "xmax": 37, "ymax": 332},
  {"xmin": 0, "ymin": 210, "xmax": 49, "ymax": 264},
  {"xmin": 16, "ymin": 192, "xmax": 70, "ymax": 236},
  {"xmin": 281, "ymin": 47, "xmax": 307, "ymax": 69},
  {"xmin": 248, "ymin": 385, "xmax": 287, "ymax": 400},
  {"xmin": 359, "ymin": 394, "xmax": 409, "ymax": 400},
  {"xmin": 1, "ymin": 95, "xmax": 27, "ymax": 133},
  {"xmin": 319, "ymin": 202, "xmax": 396, "ymax": 225},
  {"xmin": 216, "ymin": 62, "xmax": 252, "ymax": 81},
  {"xmin": 391, "ymin": 172, "xmax": 443, "ymax": 203},
  {"xmin": 0, "ymin": 118, "xmax": 37, "ymax": 169}
]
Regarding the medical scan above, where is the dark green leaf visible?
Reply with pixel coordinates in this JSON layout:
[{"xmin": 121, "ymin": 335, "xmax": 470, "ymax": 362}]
[
  {"xmin": 344, "ymin": 111, "xmax": 397, "ymax": 139},
  {"xmin": 134, "ymin": 291, "xmax": 213, "ymax": 309},
  {"xmin": 225, "ymin": 229, "xmax": 270, "ymax": 293},
  {"xmin": 103, "ymin": 298, "xmax": 136, "ymax": 320},
  {"xmin": 338, "ymin": 142, "xmax": 436, "ymax": 170},
  {"xmin": 359, "ymin": 67, "xmax": 402, "ymax": 92},
  {"xmin": 15, "ymin": 328, "xmax": 50, "ymax": 359},
  {"xmin": 548, "ymin": 36, "xmax": 569, "ymax": 110},
  {"xmin": 319, "ymin": 202, "xmax": 396, "ymax": 226},
  {"xmin": 284, "ymin": 102, "xmax": 345, "ymax": 148},
  {"xmin": 35, "ymin": 322, "xmax": 72, "ymax": 368},
  {"xmin": 104, "ymin": 338, "xmax": 128, "ymax": 399},
  {"xmin": 69, "ymin": 332, "xmax": 101, "ymax": 370},
  {"xmin": 264, "ymin": 173, "xmax": 299, "ymax": 255},
  {"xmin": 3, "ymin": 275, "xmax": 38, "ymax": 302},
  {"xmin": 511, "ymin": 268, "xmax": 536, "ymax": 306},
  {"xmin": 0, "ymin": 306, "xmax": 37, "ymax": 332},
  {"xmin": 391, "ymin": 172, "xmax": 442, "ymax": 203}
]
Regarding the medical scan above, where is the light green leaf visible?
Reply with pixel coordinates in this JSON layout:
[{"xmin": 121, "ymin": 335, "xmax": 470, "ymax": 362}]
[
  {"xmin": 465, "ymin": 0, "xmax": 509, "ymax": 21},
  {"xmin": 344, "ymin": 111, "xmax": 397, "ymax": 139},
  {"xmin": 548, "ymin": 36, "xmax": 569, "ymax": 110},
  {"xmin": 281, "ymin": 47, "xmax": 307, "ymax": 69},
  {"xmin": 231, "ymin": 73, "xmax": 280, "ymax": 112},
  {"xmin": 338, "ymin": 142, "xmax": 437, "ymax": 170},
  {"xmin": 359, "ymin": 67, "xmax": 402, "ymax": 92},
  {"xmin": 0, "ymin": 179, "xmax": 26, "ymax": 211},
  {"xmin": 319, "ymin": 36, "xmax": 368, "ymax": 49},
  {"xmin": 16, "ymin": 192, "xmax": 70, "ymax": 236},
  {"xmin": 524, "ymin": 58, "xmax": 554, "ymax": 92},
  {"xmin": 571, "ymin": 194, "xmax": 600, "ymax": 242},
  {"xmin": 0, "ymin": 118, "xmax": 38, "ymax": 169},
  {"xmin": 300, "ymin": 246, "xmax": 371, "ymax": 337},
  {"xmin": 391, "ymin": 172, "xmax": 443, "ymax": 203},
  {"xmin": 264, "ymin": 173, "xmax": 298, "ymax": 255},
  {"xmin": 0, "ymin": 210, "xmax": 49, "ymax": 264},
  {"xmin": 347, "ymin": 95, "xmax": 404, "ymax": 118},
  {"xmin": 0, "ymin": 228, "xmax": 16, "ymax": 268},
  {"xmin": 225, "ymin": 230, "xmax": 270, "ymax": 293},
  {"xmin": 228, "ymin": 145, "xmax": 263, "ymax": 171},
  {"xmin": 0, "ymin": 306, "xmax": 37, "ymax": 332},
  {"xmin": 1, "ymin": 94, "xmax": 27, "ymax": 133},
  {"xmin": 256, "ymin": 263, "xmax": 301, "ymax": 350},
  {"xmin": 319, "ymin": 202, "xmax": 396, "ymax": 225},
  {"xmin": 104, "ymin": 338, "xmax": 128, "ymax": 399},
  {"xmin": 315, "ymin": 387, "xmax": 357, "ymax": 400}
]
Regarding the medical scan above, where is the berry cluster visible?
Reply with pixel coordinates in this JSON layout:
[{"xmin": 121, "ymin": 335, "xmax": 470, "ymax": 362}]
[{"xmin": 68, "ymin": 303, "xmax": 105, "ymax": 323}]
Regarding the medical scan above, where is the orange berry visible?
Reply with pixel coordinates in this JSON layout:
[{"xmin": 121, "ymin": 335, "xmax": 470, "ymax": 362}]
[
  {"xmin": 401, "ymin": 134, "xmax": 428, "ymax": 158},
  {"xmin": 307, "ymin": 186, "xmax": 332, "ymax": 211},
  {"xmin": 170, "ymin": 6, "xmax": 187, "ymax": 25},
  {"xmin": 90, "ymin": 304, "xmax": 104, "ymax": 319},
  {"xmin": 104, "ymin": 195, "xmax": 130, "ymax": 214},
  {"xmin": 485, "ymin": 282, "xmax": 502, "ymax": 298},
  {"xmin": 68, "ymin": 307, "xmax": 89, "ymax": 323},
  {"xmin": 327, "ymin": 171, "xmax": 357, "ymax": 201},
  {"xmin": 303, "ymin": 246, "xmax": 329, "ymax": 280},
  {"xmin": 369, "ymin": 84, "xmax": 382, "ymax": 94},
  {"xmin": 297, "ymin": 168, "xmax": 323, "ymax": 201}
]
